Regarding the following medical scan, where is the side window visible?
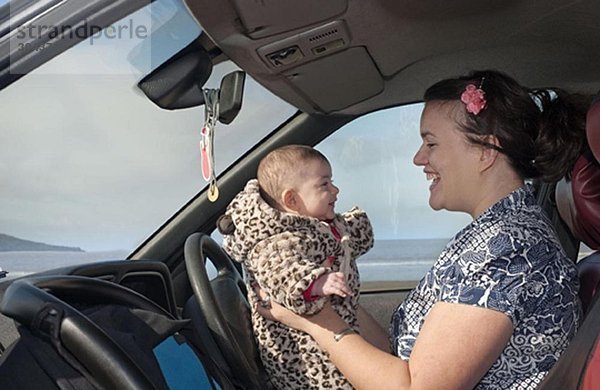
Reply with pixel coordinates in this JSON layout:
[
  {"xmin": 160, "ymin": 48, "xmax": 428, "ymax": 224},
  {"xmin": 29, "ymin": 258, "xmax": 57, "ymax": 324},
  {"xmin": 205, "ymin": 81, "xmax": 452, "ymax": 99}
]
[{"xmin": 317, "ymin": 104, "xmax": 471, "ymax": 283}]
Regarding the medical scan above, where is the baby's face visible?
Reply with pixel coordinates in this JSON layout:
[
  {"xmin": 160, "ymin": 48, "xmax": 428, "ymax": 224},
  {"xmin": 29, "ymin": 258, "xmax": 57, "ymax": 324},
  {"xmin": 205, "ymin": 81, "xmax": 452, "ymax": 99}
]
[{"xmin": 292, "ymin": 159, "xmax": 339, "ymax": 220}]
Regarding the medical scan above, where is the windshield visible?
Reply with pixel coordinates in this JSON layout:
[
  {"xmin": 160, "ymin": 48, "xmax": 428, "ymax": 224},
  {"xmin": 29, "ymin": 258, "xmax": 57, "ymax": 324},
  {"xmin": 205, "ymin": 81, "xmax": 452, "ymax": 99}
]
[{"xmin": 0, "ymin": 0, "xmax": 296, "ymax": 278}]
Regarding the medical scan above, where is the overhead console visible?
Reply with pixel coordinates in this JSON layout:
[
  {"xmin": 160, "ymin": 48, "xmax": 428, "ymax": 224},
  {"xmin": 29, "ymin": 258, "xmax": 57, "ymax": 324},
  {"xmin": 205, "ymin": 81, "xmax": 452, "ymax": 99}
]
[
  {"xmin": 186, "ymin": 0, "xmax": 384, "ymax": 114},
  {"xmin": 256, "ymin": 20, "xmax": 351, "ymax": 70}
]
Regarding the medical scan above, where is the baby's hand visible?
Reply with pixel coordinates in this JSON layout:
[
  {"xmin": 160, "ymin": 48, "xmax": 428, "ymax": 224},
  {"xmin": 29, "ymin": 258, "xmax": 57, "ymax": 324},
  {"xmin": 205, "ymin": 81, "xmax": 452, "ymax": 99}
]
[{"xmin": 311, "ymin": 271, "xmax": 352, "ymax": 298}]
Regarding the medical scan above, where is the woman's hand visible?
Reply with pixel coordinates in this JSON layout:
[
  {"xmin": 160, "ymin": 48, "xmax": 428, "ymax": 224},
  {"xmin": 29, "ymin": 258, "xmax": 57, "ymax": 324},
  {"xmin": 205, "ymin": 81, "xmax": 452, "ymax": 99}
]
[
  {"xmin": 254, "ymin": 285, "xmax": 344, "ymax": 335},
  {"xmin": 254, "ymin": 285, "xmax": 313, "ymax": 332}
]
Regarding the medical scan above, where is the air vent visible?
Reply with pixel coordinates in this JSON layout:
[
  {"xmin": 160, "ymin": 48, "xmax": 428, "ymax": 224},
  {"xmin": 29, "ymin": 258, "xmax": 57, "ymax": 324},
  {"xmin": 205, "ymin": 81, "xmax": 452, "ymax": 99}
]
[
  {"xmin": 308, "ymin": 28, "xmax": 339, "ymax": 42},
  {"xmin": 257, "ymin": 20, "xmax": 351, "ymax": 70}
]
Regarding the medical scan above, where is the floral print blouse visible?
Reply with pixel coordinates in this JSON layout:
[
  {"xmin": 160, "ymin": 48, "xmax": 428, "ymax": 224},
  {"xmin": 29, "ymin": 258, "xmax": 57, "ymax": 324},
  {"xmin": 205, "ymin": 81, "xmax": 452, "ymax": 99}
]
[{"xmin": 390, "ymin": 185, "xmax": 581, "ymax": 389}]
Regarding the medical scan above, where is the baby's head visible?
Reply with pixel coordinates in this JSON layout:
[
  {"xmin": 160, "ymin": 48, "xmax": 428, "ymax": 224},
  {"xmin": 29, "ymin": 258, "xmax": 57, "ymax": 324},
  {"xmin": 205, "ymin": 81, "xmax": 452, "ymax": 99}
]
[{"xmin": 257, "ymin": 145, "xmax": 339, "ymax": 220}]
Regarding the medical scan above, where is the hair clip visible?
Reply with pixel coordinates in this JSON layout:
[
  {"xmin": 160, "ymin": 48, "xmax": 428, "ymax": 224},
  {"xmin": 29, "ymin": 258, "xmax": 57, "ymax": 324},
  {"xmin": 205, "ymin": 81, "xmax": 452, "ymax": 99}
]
[{"xmin": 461, "ymin": 82, "xmax": 487, "ymax": 115}]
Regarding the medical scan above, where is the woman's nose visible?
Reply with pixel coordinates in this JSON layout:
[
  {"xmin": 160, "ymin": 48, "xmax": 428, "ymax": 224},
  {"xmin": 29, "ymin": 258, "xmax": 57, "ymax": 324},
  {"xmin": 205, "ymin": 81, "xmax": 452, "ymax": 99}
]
[
  {"xmin": 332, "ymin": 184, "xmax": 340, "ymax": 194},
  {"xmin": 413, "ymin": 145, "xmax": 427, "ymax": 166}
]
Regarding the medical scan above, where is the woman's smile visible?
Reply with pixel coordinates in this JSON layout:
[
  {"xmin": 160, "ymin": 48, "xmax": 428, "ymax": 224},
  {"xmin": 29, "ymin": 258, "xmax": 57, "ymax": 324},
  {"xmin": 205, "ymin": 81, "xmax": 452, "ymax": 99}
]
[{"xmin": 426, "ymin": 172, "xmax": 440, "ymax": 191}]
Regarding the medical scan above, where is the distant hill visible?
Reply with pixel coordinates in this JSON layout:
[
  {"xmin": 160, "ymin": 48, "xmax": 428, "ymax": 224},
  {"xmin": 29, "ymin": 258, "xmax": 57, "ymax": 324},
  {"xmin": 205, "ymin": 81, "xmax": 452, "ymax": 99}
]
[{"xmin": 0, "ymin": 234, "xmax": 84, "ymax": 252}]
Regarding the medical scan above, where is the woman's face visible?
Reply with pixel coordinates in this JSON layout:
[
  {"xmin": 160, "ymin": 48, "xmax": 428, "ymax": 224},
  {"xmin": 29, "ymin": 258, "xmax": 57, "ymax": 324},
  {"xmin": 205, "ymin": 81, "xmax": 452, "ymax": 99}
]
[{"xmin": 413, "ymin": 101, "xmax": 484, "ymax": 217}]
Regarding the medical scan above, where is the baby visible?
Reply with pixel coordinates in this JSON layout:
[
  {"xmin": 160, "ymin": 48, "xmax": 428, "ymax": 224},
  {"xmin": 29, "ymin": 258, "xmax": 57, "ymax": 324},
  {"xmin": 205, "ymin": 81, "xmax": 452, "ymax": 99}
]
[{"xmin": 218, "ymin": 144, "xmax": 373, "ymax": 389}]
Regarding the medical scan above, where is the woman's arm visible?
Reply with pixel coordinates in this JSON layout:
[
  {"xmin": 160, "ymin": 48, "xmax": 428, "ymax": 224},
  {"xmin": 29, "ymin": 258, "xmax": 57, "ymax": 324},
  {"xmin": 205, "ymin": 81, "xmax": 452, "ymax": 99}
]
[
  {"xmin": 258, "ymin": 292, "xmax": 512, "ymax": 390},
  {"xmin": 357, "ymin": 304, "xmax": 391, "ymax": 352}
]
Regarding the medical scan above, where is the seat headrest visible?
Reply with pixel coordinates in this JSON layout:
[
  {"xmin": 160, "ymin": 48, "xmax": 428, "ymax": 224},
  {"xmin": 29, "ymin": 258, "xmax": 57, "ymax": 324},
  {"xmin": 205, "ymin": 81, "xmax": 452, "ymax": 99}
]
[
  {"xmin": 587, "ymin": 96, "xmax": 600, "ymax": 162},
  {"xmin": 555, "ymin": 95, "xmax": 600, "ymax": 250}
]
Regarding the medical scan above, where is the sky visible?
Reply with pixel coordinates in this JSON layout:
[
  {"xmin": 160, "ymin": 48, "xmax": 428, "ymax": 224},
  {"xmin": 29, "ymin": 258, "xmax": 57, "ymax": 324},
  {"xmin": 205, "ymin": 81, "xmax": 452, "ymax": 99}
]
[
  {"xmin": 0, "ymin": 0, "xmax": 470, "ymax": 253},
  {"xmin": 0, "ymin": 0, "xmax": 301, "ymax": 251}
]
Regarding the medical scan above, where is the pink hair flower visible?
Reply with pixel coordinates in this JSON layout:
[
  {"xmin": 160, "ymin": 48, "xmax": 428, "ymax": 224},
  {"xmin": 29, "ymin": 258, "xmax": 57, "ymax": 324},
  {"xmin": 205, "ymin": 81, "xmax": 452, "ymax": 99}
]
[{"xmin": 460, "ymin": 84, "xmax": 487, "ymax": 115}]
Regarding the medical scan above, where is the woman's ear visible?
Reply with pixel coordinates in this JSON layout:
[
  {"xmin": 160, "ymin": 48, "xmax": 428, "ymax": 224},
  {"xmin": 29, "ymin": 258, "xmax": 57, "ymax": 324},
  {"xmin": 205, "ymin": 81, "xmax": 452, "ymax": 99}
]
[{"xmin": 479, "ymin": 135, "xmax": 501, "ymax": 172}]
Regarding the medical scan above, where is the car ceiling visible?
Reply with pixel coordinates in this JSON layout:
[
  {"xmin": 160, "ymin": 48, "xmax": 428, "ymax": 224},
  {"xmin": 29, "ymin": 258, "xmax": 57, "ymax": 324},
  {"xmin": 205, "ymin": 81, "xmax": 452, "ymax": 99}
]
[
  {"xmin": 3, "ymin": 0, "xmax": 600, "ymax": 114},
  {"xmin": 186, "ymin": 0, "xmax": 600, "ymax": 116}
]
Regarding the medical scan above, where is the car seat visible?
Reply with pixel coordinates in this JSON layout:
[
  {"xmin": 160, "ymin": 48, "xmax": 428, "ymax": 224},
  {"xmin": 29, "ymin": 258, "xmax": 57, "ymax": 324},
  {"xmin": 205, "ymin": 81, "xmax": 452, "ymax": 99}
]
[
  {"xmin": 556, "ymin": 94, "xmax": 600, "ymax": 313},
  {"xmin": 0, "ymin": 275, "xmax": 231, "ymax": 389},
  {"xmin": 539, "ymin": 95, "xmax": 600, "ymax": 389}
]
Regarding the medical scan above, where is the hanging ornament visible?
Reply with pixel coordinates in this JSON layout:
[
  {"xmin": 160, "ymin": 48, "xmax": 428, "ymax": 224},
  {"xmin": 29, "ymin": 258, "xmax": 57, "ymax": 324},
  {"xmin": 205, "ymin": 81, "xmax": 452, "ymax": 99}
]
[{"xmin": 200, "ymin": 88, "xmax": 220, "ymax": 202}]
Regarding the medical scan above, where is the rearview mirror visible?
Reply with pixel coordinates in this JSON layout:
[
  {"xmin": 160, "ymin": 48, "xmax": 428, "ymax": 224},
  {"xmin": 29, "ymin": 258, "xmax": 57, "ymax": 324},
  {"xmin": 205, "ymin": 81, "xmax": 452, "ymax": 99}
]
[
  {"xmin": 138, "ymin": 38, "xmax": 246, "ymax": 125},
  {"xmin": 218, "ymin": 71, "xmax": 246, "ymax": 124}
]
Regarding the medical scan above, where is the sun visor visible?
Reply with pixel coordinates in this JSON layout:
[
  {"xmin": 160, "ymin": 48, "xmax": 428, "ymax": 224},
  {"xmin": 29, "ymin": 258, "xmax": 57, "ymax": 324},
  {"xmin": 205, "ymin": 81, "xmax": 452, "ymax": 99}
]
[
  {"xmin": 282, "ymin": 47, "xmax": 383, "ymax": 113},
  {"xmin": 137, "ymin": 38, "xmax": 212, "ymax": 110}
]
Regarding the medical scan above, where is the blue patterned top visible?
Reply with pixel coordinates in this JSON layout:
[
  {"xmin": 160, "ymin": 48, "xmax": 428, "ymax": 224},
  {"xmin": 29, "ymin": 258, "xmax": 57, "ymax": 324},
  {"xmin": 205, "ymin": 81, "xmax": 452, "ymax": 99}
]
[{"xmin": 390, "ymin": 185, "xmax": 581, "ymax": 389}]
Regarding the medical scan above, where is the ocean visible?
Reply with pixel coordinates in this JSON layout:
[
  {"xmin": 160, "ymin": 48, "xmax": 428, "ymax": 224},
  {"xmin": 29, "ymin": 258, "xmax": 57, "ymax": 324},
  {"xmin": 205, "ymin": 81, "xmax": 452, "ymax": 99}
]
[
  {"xmin": 0, "ymin": 239, "xmax": 449, "ymax": 282},
  {"xmin": 358, "ymin": 239, "xmax": 448, "ymax": 281},
  {"xmin": 0, "ymin": 250, "xmax": 130, "ymax": 280},
  {"xmin": 2, "ymin": 239, "xmax": 594, "ymax": 283}
]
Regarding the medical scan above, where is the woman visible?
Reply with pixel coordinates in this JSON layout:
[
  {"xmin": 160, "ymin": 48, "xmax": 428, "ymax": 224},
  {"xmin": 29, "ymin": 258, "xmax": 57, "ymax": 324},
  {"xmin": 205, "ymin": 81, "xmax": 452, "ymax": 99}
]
[{"xmin": 255, "ymin": 70, "xmax": 586, "ymax": 389}]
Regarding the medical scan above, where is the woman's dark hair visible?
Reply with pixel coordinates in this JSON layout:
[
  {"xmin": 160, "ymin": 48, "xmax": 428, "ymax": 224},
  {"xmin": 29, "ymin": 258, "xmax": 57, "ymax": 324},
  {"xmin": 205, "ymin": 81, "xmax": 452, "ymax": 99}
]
[{"xmin": 424, "ymin": 70, "xmax": 591, "ymax": 182}]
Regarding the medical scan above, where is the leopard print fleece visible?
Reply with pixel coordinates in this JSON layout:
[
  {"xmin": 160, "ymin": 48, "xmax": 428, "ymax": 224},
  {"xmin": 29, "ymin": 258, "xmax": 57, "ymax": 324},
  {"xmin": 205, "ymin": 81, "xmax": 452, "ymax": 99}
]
[{"xmin": 220, "ymin": 179, "xmax": 374, "ymax": 389}]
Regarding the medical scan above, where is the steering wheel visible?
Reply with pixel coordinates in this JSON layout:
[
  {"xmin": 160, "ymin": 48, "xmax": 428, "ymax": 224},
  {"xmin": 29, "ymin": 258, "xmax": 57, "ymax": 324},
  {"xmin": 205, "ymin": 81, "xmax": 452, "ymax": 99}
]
[
  {"xmin": 0, "ymin": 275, "xmax": 176, "ymax": 390},
  {"xmin": 184, "ymin": 232, "xmax": 266, "ymax": 390}
]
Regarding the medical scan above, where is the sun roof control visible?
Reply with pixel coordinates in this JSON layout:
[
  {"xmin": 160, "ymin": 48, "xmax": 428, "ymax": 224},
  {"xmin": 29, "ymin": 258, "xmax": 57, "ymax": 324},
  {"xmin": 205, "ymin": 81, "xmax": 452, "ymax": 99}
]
[{"xmin": 266, "ymin": 46, "xmax": 304, "ymax": 67}]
